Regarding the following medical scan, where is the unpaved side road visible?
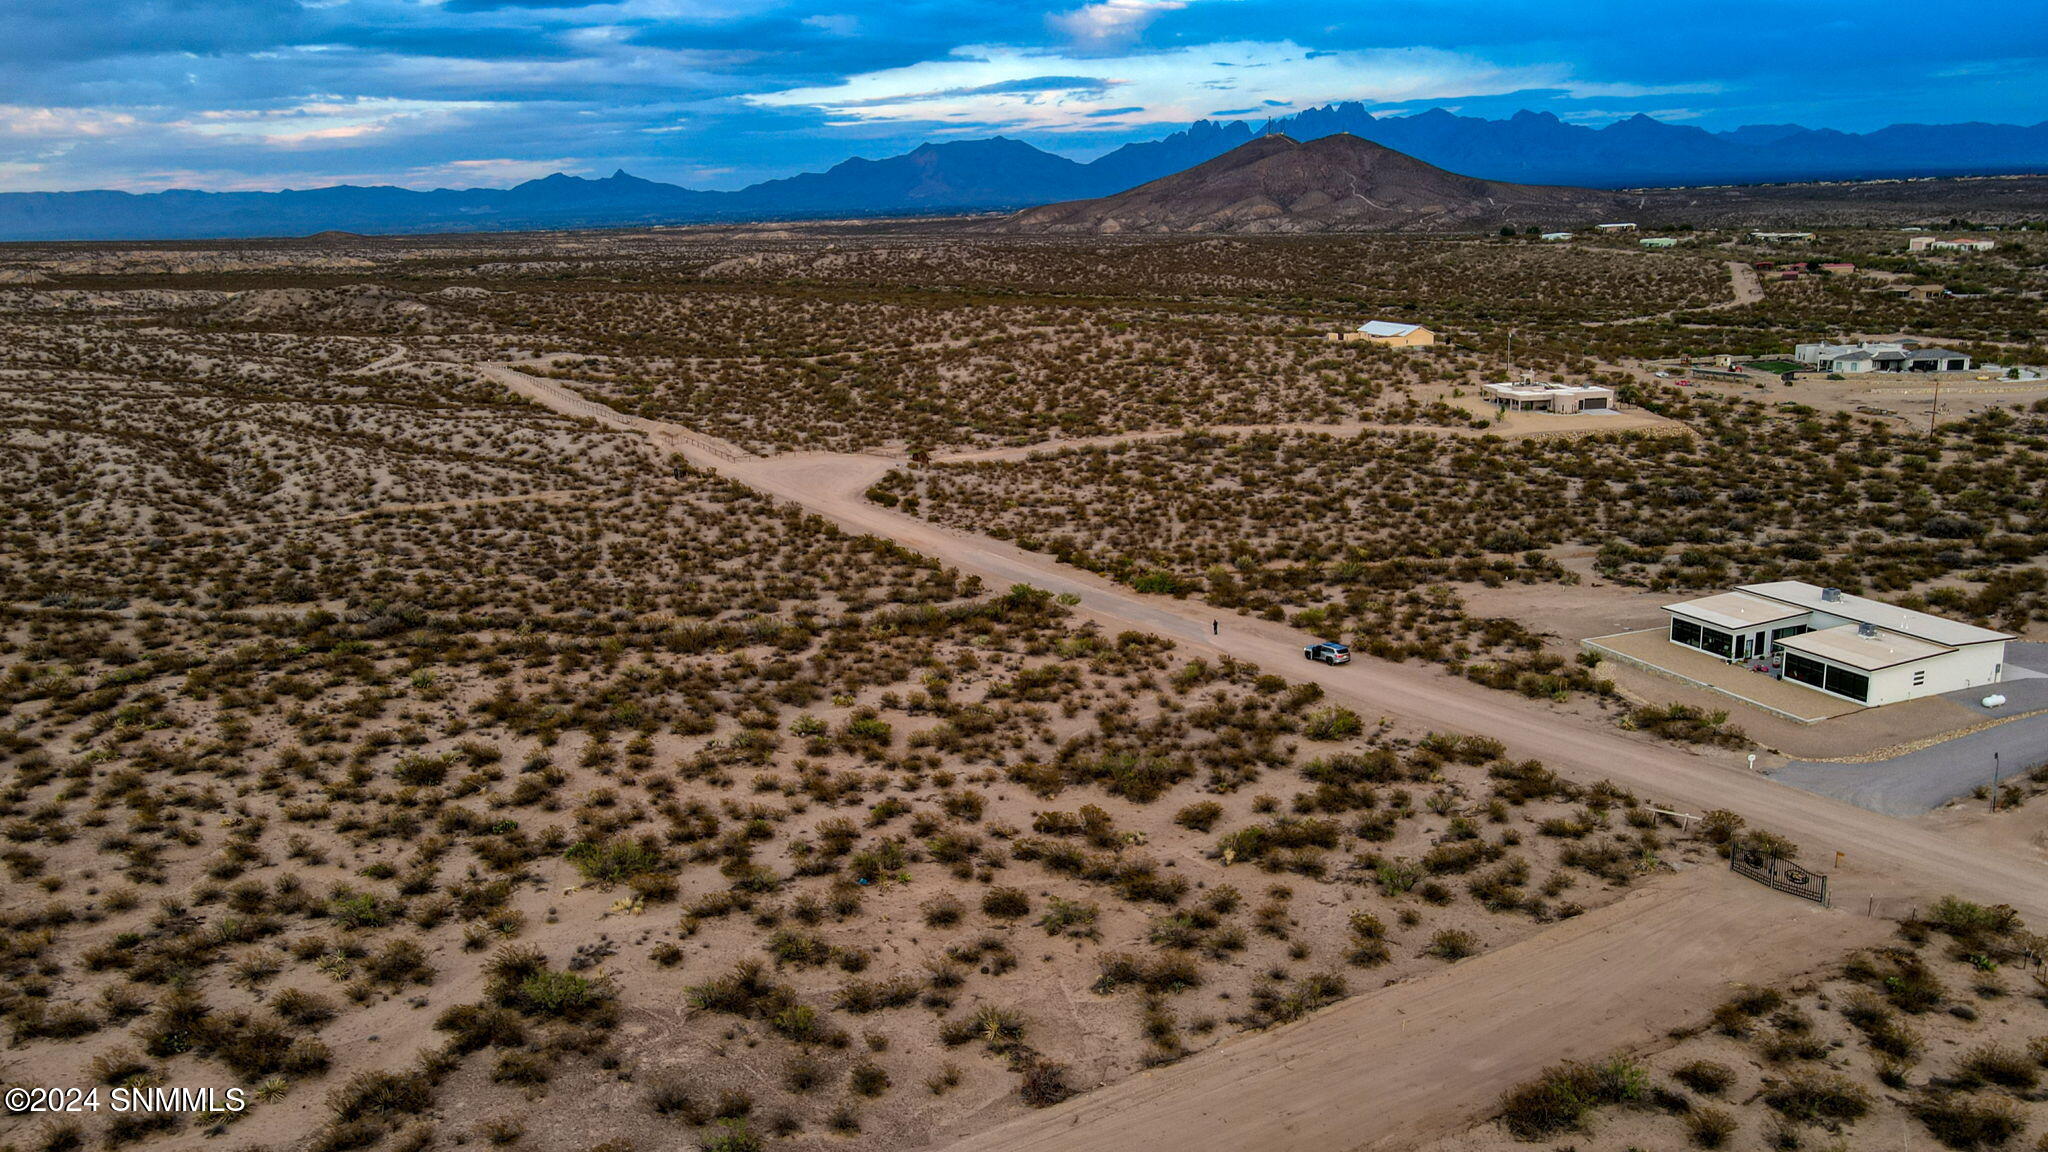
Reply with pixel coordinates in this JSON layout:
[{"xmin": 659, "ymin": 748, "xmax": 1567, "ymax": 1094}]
[
  {"xmin": 935, "ymin": 869, "xmax": 1886, "ymax": 1152},
  {"xmin": 1584, "ymin": 259, "xmax": 1762, "ymax": 327}
]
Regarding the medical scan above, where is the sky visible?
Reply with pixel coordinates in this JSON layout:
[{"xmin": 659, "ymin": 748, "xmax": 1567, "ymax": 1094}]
[{"xmin": 1, "ymin": 0, "xmax": 2044, "ymax": 193}]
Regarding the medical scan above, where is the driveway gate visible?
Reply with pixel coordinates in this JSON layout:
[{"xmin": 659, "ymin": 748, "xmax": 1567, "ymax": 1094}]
[{"xmin": 1730, "ymin": 838, "xmax": 1830, "ymax": 907}]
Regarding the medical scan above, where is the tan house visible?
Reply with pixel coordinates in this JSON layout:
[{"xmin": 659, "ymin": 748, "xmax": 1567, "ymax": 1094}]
[
  {"xmin": 1332, "ymin": 320, "xmax": 1435, "ymax": 347},
  {"xmin": 1909, "ymin": 236, "xmax": 1996, "ymax": 253}
]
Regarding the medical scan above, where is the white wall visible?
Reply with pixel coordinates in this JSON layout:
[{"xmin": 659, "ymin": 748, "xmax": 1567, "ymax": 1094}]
[{"xmin": 1866, "ymin": 642, "xmax": 2006, "ymax": 706}]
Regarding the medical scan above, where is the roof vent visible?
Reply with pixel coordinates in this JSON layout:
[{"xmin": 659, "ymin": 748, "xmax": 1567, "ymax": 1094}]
[
  {"xmin": 1821, "ymin": 587, "xmax": 1842, "ymax": 603},
  {"xmin": 1857, "ymin": 622, "xmax": 1878, "ymax": 639}
]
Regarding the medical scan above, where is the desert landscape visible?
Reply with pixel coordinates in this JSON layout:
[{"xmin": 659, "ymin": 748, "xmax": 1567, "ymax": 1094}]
[{"xmin": 2, "ymin": 212, "xmax": 2047, "ymax": 1152}]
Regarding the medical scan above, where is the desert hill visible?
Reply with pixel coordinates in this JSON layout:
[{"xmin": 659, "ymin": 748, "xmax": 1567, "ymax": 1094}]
[{"xmin": 1003, "ymin": 133, "xmax": 1631, "ymax": 234}]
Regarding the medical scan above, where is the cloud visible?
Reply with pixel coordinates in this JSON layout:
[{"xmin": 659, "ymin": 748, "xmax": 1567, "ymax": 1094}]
[
  {"xmin": 0, "ymin": 105, "xmax": 142, "ymax": 138},
  {"xmin": 749, "ymin": 41, "xmax": 1563, "ymax": 133},
  {"xmin": 177, "ymin": 98, "xmax": 494, "ymax": 148},
  {"xmin": 1048, "ymin": 0, "xmax": 1184, "ymax": 46}
]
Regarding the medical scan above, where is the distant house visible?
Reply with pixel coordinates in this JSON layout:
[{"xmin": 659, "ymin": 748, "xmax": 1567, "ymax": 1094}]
[
  {"xmin": 1819, "ymin": 262, "xmax": 1856, "ymax": 274},
  {"xmin": 1595, "ymin": 222, "xmax": 1637, "ymax": 232},
  {"xmin": 1792, "ymin": 341, "xmax": 1971, "ymax": 373},
  {"xmin": 1640, "ymin": 237, "xmax": 1679, "ymax": 248},
  {"xmin": 1749, "ymin": 231, "xmax": 1816, "ymax": 243},
  {"xmin": 1909, "ymin": 236, "xmax": 1996, "ymax": 252},
  {"xmin": 1540, "ymin": 231, "xmax": 1575, "ymax": 241},
  {"xmin": 1332, "ymin": 320, "xmax": 1436, "ymax": 347},
  {"xmin": 1892, "ymin": 283, "xmax": 1945, "ymax": 302},
  {"xmin": 1481, "ymin": 381, "xmax": 1615, "ymax": 413}
]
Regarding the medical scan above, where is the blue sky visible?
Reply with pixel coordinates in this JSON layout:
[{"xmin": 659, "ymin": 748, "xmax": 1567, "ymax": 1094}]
[{"xmin": 1, "ymin": 0, "xmax": 2043, "ymax": 192}]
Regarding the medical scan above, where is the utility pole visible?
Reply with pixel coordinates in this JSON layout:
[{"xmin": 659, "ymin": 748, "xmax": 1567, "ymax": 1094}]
[
  {"xmin": 1991, "ymin": 750, "xmax": 2001, "ymax": 812},
  {"xmin": 1930, "ymin": 376, "xmax": 1941, "ymax": 441}
]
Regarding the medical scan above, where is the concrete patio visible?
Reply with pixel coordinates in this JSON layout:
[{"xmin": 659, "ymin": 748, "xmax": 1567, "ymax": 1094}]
[{"xmin": 1583, "ymin": 628, "xmax": 1863, "ymax": 723}]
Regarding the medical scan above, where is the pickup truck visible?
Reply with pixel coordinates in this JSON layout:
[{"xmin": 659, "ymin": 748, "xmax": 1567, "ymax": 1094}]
[{"xmin": 1303, "ymin": 641, "xmax": 1351, "ymax": 665}]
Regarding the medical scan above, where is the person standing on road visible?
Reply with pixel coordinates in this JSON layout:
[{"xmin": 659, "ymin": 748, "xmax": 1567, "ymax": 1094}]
[{"xmin": 1212, "ymin": 619, "xmax": 1219, "ymax": 635}]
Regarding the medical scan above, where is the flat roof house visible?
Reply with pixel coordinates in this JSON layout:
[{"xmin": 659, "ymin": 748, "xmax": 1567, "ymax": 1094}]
[
  {"xmin": 1640, "ymin": 237, "xmax": 1679, "ymax": 248},
  {"xmin": 1480, "ymin": 381, "xmax": 1615, "ymax": 413},
  {"xmin": 1540, "ymin": 231, "xmax": 1574, "ymax": 241},
  {"xmin": 1910, "ymin": 236, "xmax": 1996, "ymax": 252},
  {"xmin": 1793, "ymin": 341, "xmax": 1971, "ymax": 374},
  {"xmin": 1750, "ymin": 231, "xmax": 1816, "ymax": 243},
  {"xmin": 1662, "ymin": 581, "xmax": 2010, "ymax": 707},
  {"xmin": 1595, "ymin": 222, "xmax": 1637, "ymax": 232},
  {"xmin": 1335, "ymin": 320, "xmax": 1436, "ymax": 347}
]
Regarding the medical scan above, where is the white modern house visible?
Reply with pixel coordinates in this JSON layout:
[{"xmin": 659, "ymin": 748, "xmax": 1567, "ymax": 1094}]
[
  {"xmin": 1595, "ymin": 222, "xmax": 1637, "ymax": 232},
  {"xmin": 1540, "ymin": 231, "xmax": 1575, "ymax": 241},
  {"xmin": 1480, "ymin": 380, "xmax": 1615, "ymax": 413},
  {"xmin": 1662, "ymin": 581, "xmax": 2010, "ymax": 706},
  {"xmin": 1792, "ymin": 341, "xmax": 1972, "ymax": 374}
]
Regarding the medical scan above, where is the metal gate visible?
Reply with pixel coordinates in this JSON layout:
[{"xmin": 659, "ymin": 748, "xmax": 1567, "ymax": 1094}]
[{"xmin": 1730, "ymin": 838, "xmax": 1830, "ymax": 907}]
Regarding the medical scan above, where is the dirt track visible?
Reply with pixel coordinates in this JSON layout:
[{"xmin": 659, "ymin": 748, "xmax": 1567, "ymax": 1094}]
[
  {"xmin": 1582, "ymin": 258, "xmax": 1761, "ymax": 326},
  {"xmin": 936, "ymin": 869, "xmax": 1884, "ymax": 1152},
  {"xmin": 480, "ymin": 362, "xmax": 2048, "ymax": 1151}
]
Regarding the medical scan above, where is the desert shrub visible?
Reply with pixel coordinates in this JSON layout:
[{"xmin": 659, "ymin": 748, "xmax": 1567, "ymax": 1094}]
[
  {"xmin": 1625, "ymin": 703, "xmax": 1748, "ymax": 748},
  {"xmin": 1497, "ymin": 1058, "xmax": 1648, "ymax": 1140},
  {"xmin": 1686, "ymin": 1107, "xmax": 1738, "ymax": 1148},
  {"xmin": 1035, "ymin": 897, "xmax": 1100, "ymax": 938},
  {"xmin": 1672, "ymin": 1060, "xmax": 1736, "ymax": 1096},
  {"xmin": 328, "ymin": 1070, "xmax": 433, "ymax": 1123},
  {"xmin": 1301, "ymin": 707, "xmax": 1363, "ymax": 741},
  {"xmin": 1761, "ymin": 1071, "xmax": 1870, "ymax": 1125},
  {"xmin": 1426, "ymin": 929, "xmax": 1479, "ymax": 960},
  {"xmin": 921, "ymin": 895, "xmax": 964, "ymax": 927},
  {"xmin": 1018, "ymin": 1058, "xmax": 1073, "ymax": 1108},
  {"xmin": 698, "ymin": 1120, "xmax": 763, "ymax": 1152},
  {"xmin": 1956, "ymin": 1044, "xmax": 2040, "ymax": 1090},
  {"xmin": 1907, "ymin": 1092, "xmax": 2027, "ymax": 1150},
  {"xmin": 848, "ymin": 1061, "xmax": 890, "ymax": 1097},
  {"xmin": 981, "ymin": 887, "xmax": 1031, "ymax": 919},
  {"xmin": 566, "ymin": 836, "xmax": 670, "ymax": 886}
]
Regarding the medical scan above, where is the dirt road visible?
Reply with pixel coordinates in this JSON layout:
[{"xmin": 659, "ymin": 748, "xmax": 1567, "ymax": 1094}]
[
  {"xmin": 936, "ymin": 869, "xmax": 1885, "ymax": 1152},
  {"xmin": 1584, "ymin": 259, "xmax": 1762, "ymax": 327},
  {"xmin": 482, "ymin": 362, "xmax": 2048, "ymax": 1151}
]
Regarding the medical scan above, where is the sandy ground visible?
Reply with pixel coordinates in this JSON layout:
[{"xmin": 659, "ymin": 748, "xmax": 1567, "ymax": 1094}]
[
  {"xmin": 935, "ymin": 868, "xmax": 1885, "ymax": 1152},
  {"xmin": 481, "ymin": 360, "xmax": 2048, "ymax": 1148}
]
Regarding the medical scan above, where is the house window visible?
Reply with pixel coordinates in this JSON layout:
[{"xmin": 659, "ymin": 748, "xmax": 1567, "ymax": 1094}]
[
  {"xmin": 1824, "ymin": 665, "xmax": 1870, "ymax": 702},
  {"xmin": 1670, "ymin": 618, "xmax": 1702, "ymax": 648},
  {"xmin": 1784, "ymin": 652, "xmax": 1827, "ymax": 690},
  {"xmin": 1697, "ymin": 625, "xmax": 1733, "ymax": 658}
]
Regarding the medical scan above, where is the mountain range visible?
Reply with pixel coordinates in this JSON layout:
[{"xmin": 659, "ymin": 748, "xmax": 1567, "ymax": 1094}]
[{"xmin": 5, "ymin": 104, "xmax": 2048, "ymax": 241}]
